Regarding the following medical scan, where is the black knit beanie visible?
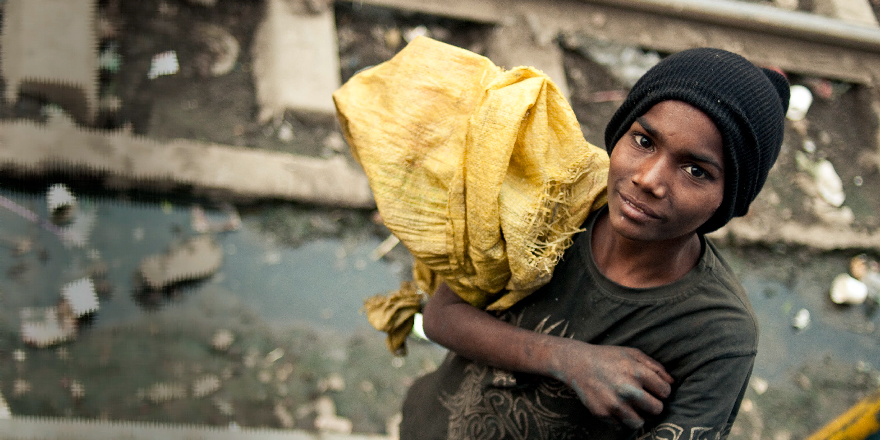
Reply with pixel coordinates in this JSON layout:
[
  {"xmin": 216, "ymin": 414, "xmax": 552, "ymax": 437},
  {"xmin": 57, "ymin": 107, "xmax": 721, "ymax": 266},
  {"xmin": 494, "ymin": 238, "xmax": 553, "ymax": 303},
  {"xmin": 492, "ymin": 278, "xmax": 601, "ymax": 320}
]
[{"xmin": 604, "ymin": 48, "xmax": 790, "ymax": 234}]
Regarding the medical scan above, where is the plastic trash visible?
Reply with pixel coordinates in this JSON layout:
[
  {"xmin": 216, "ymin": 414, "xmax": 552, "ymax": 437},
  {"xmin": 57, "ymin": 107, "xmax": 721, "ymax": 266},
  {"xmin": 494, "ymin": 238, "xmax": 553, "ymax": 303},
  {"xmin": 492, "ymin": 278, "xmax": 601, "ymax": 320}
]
[
  {"xmin": 148, "ymin": 51, "xmax": 179, "ymax": 79},
  {"xmin": 47, "ymin": 183, "xmax": 76, "ymax": 224},
  {"xmin": 830, "ymin": 273, "xmax": 868, "ymax": 305},
  {"xmin": 61, "ymin": 277, "xmax": 100, "ymax": 317},
  {"xmin": 815, "ymin": 159, "xmax": 845, "ymax": 207},
  {"xmin": 850, "ymin": 254, "xmax": 880, "ymax": 300},
  {"xmin": 787, "ymin": 84, "xmax": 813, "ymax": 121},
  {"xmin": 792, "ymin": 308, "xmax": 811, "ymax": 330}
]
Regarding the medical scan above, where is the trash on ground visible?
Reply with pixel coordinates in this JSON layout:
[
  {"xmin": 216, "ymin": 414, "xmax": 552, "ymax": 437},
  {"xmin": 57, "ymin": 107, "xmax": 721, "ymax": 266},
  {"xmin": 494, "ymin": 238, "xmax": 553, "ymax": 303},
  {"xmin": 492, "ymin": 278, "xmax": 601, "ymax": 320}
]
[
  {"xmin": 61, "ymin": 277, "xmax": 100, "ymax": 317},
  {"xmin": 20, "ymin": 306, "xmax": 77, "ymax": 347},
  {"xmin": 830, "ymin": 273, "xmax": 869, "ymax": 305},
  {"xmin": 850, "ymin": 254, "xmax": 880, "ymax": 297},
  {"xmin": 139, "ymin": 382, "xmax": 188, "ymax": 403},
  {"xmin": 750, "ymin": 376, "xmax": 769, "ymax": 395},
  {"xmin": 192, "ymin": 374, "xmax": 221, "ymax": 397},
  {"xmin": 814, "ymin": 159, "xmax": 845, "ymax": 207},
  {"xmin": 792, "ymin": 308, "xmax": 811, "ymax": 330},
  {"xmin": 47, "ymin": 184, "xmax": 77, "ymax": 225},
  {"xmin": 191, "ymin": 204, "xmax": 241, "ymax": 234},
  {"xmin": 369, "ymin": 234, "xmax": 400, "ymax": 261},
  {"xmin": 138, "ymin": 235, "xmax": 224, "ymax": 290},
  {"xmin": 193, "ymin": 23, "xmax": 240, "ymax": 76},
  {"xmin": 787, "ymin": 84, "xmax": 813, "ymax": 121},
  {"xmin": 211, "ymin": 329, "xmax": 235, "ymax": 351},
  {"xmin": 98, "ymin": 42, "xmax": 122, "ymax": 73},
  {"xmin": 314, "ymin": 396, "xmax": 353, "ymax": 434},
  {"xmin": 274, "ymin": 402, "xmax": 295, "ymax": 429},
  {"xmin": 0, "ymin": 391, "xmax": 10, "ymax": 419},
  {"xmin": 148, "ymin": 51, "xmax": 180, "ymax": 79}
]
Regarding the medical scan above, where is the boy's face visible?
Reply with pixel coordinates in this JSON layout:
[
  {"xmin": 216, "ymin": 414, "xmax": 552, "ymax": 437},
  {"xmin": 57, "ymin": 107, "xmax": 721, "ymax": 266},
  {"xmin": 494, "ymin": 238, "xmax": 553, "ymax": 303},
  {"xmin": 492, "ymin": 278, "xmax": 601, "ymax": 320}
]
[{"xmin": 607, "ymin": 100, "xmax": 725, "ymax": 243}]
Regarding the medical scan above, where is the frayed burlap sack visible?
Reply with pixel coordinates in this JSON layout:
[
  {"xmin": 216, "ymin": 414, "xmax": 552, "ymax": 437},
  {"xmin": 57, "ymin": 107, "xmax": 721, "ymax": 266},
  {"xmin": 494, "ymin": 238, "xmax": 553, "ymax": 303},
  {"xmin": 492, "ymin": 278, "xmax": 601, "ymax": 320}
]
[{"xmin": 333, "ymin": 36, "xmax": 609, "ymax": 354}]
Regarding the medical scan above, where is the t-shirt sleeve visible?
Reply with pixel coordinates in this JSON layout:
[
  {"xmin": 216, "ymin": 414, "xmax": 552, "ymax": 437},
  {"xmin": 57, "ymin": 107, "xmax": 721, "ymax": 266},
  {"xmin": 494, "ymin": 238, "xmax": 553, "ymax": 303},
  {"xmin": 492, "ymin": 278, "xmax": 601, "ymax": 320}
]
[{"xmin": 638, "ymin": 354, "xmax": 755, "ymax": 440}]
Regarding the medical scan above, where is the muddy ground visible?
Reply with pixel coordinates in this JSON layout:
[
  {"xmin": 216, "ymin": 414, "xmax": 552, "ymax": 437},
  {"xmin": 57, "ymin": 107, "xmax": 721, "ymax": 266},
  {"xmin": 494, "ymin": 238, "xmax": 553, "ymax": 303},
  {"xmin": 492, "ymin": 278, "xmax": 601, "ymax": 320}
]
[{"xmin": 1, "ymin": 0, "xmax": 879, "ymax": 438}]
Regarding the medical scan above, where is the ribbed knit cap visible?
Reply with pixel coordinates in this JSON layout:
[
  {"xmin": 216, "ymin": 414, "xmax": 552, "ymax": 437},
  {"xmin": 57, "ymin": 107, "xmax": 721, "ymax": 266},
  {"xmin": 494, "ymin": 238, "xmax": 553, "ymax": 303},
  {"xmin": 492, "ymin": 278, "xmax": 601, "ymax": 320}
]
[{"xmin": 604, "ymin": 48, "xmax": 790, "ymax": 234}]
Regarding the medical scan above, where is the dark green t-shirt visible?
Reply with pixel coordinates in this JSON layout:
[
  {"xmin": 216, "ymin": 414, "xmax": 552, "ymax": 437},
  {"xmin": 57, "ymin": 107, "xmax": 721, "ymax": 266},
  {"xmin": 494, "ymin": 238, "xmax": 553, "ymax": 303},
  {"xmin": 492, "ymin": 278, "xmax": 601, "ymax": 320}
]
[{"xmin": 401, "ymin": 207, "xmax": 758, "ymax": 440}]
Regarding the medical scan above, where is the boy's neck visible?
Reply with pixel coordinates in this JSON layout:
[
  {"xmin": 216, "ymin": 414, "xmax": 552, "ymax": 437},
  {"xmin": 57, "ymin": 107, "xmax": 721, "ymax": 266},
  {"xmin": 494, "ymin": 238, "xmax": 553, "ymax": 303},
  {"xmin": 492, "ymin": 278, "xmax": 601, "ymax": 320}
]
[{"xmin": 591, "ymin": 211, "xmax": 703, "ymax": 289}]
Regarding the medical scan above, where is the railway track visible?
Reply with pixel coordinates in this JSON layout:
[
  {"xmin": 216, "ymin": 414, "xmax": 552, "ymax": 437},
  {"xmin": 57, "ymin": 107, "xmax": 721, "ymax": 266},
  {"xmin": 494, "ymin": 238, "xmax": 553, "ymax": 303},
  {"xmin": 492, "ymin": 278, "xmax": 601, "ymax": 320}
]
[{"xmin": 343, "ymin": 0, "xmax": 880, "ymax": 86}]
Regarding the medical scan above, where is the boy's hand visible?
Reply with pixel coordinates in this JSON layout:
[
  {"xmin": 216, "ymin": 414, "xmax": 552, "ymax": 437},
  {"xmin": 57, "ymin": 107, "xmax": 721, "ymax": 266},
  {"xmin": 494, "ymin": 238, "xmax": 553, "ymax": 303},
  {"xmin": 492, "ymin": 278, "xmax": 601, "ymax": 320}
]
[{"xmin": 549, "ymin": 339, "xmax": 674, "ymax": 430}]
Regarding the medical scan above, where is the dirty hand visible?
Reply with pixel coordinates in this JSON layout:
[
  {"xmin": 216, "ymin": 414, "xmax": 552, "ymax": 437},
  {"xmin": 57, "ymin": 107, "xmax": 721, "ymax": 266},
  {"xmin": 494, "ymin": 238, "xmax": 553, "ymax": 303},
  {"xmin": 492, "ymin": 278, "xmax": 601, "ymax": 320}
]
[{"xmin": 549, "ymin": 339, "xmax": 674, "ymax": 430}]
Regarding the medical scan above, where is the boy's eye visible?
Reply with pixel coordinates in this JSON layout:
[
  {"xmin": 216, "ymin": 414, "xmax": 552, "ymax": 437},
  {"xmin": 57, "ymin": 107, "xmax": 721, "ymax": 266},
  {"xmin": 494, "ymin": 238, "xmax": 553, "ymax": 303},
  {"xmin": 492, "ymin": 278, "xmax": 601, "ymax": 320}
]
[
  {"xmin": 685, "ymin": 165, "xmax": 707, "ymax": 179},
  {"xmin": 634, "ymin": 134, "xmax": 652, "ymax": 149}
]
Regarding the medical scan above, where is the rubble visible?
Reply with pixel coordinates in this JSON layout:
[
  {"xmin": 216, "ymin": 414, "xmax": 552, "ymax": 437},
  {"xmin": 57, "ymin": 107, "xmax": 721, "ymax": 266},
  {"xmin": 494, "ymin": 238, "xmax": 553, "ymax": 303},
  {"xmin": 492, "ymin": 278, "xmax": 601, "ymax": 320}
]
[
  {"xmin": 46, "ymin": 184, "xmax": 77, "ymax": 225},
  {"xmin": 138, "ymin": 235, "xmax": 224, "ymax": 290},
  {"xmin": 147, "ymin": 51, "xmax": 180, "ymax": 79},
  {"xmin": 20, "ymin": 305, "xmax": 77, "ymax": 348},
  {"xmin": 61, "ymin": 277, "xmax": 100, "ymax": 317}
]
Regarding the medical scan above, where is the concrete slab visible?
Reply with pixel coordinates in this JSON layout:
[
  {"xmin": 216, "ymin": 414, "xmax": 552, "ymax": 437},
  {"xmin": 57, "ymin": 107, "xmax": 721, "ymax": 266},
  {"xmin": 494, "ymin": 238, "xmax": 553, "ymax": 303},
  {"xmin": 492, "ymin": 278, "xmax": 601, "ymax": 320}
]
[
  {"xmin": 486, "ymin": 14, "xmax": 571, "ymax": 100},
  {"xmin": 814, "ymin": 0, "xmax": 879, "ymax": 27},
  {"xmin": 0, "ymin": 120, "xmax": 375, "ymax": 208},
  {"xmin": 251, "ymin": 0, "xmax": 341, "ymax": 122},
  {"xmin": 0, "ymin": 0, "xmax": 98, "ymax": 125}
]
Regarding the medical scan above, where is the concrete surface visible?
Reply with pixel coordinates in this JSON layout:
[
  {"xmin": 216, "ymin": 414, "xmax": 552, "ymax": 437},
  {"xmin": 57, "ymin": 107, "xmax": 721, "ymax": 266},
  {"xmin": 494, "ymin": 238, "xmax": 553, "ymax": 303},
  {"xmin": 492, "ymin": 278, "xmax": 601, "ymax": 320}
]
[
  {"xmin": 0, "ymin": 416, "xmax": 391, "ymax": 440},
  {"xmin": 486, "ymin": 14, "xmax": 571, "ymax": 99},
  {"xmin": 0, "ymin": 120, "xmax": 375, "ymax": 208},
  {"xmin": 252, "ymin": 0, "xmax": 341, "ymax": 122},
  {"xmin": 0, "ymin": 0, "xmax": 98, "ymax": 125},
  {"xmin": 814, "ymin": 0, "xmax": 880, "ymax": 27}
]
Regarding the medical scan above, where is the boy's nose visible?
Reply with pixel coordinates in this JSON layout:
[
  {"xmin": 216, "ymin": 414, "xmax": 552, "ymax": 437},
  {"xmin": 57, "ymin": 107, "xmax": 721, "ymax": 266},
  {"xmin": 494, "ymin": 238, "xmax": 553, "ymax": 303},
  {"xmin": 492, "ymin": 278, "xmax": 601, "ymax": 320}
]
[{"xmin": 632, "ymin": 155, "xmax": 668, "ymax": 199}]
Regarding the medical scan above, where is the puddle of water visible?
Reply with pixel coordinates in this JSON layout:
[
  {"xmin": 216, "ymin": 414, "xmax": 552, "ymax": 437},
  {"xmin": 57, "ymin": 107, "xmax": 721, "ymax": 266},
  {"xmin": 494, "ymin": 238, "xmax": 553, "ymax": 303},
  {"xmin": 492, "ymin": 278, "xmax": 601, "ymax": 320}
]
[{"xmin": 0, "ymin": 186, "xmax": 402, "ymax": 335}]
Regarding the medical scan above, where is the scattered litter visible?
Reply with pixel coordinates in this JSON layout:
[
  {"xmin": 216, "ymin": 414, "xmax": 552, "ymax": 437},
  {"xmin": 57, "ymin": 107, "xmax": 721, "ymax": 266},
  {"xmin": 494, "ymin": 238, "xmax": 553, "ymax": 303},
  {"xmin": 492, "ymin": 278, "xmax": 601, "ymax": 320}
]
[
  {"xmin": 562, "ymin": 36, "xmax": 661, "ymax": 87},
  {"xmin": 814, "ymin": 159, "xmax": 845, "ymax": 207},
  {"xmin": 191, "ymin": 204, "xmax": 241, "ymax": 234},
  {"xmin": 277, "ymin": 122, "xmax": 295, "ymax": 142},
  {"xmin": 322, "ymin": 132, "xmax": 346, "ymax": 154},
  {"xmin": 830, "ymin": 273, "xmax": 869, "ymax": 305},
  {"xmin": 212, "ymin": 329, "xmax": 235, "ymax": 351},
  {"xmin": 47, "ymin": 184, "xmax": 77, "ymax": 225},
  {"xmin": 403, "ymin": 25, "xmax": 429, "ymax": 43},
  {"xmin": 213, "ymin": 397, "xmax": 234, "ymax": 416},
  {"xmin": 274, "ymin": 402, "xmax": 295, "ymax": 429},
  {"xmin": 318, "ymin": 373, "xmax": 346, "ymax": 392},
  {"xmin": 192, "ymin": 23, "xmax": 240, "ymax": 76},
  {"xmin": 792, "ymin": 308, "xmax": 811, "ymax": 330},
  {"xmin": 411, "ymin": 313, "xmax": 429, "ymax": 341},
  {"xmin": 265, "ymin": 348, "xmax": 284, "ymax": 363},
  {"xmin": 750, "ymin": 376, "xmax": 769, "ymax": 395},
  {"xmin": 854, "ymin": 176, "xmax": 864, "ymax": 186},
  {"xmin": 12, "ymin": 379, "xmax": 31, "ymax": 397},
  {"xmin": 0, "ymin": 195, "xmax": 66, "ymax": 240},
  {"xmin": 98, "ymin": 42, "xmax": 122, "ymax": 73},
  {"xmin": 20, "ymin": 306, "xmax": 77, "ymax": 348},
  {"xmin": 803, "ymin": 77, "xmax": 833, "ymax": 100},
  {"xmin": 314, "ymin": 396, "xmax": 353, "ymax": 434},
  {"xmin": 61, "ymin": 277, "xmax": 99, "ymax": 317},
  {"xmin": 850, "ymin": 254, "xmax": 880, "ymax": 298},
  {"xmin": 139, "ymin": 235, "xmax": 224, "ymax": 290},
  {"xmin": 70, "ymin": 380, "xmax": 85, "ymax": 399},
  {"xmin": 802, "ymin": 139, "xmax": 816, "ymax": 153},
  {"xmin": 385, "ymin": 28, "xmax": 402, "ymax": 48},
  {"xmin": 786, "ymin": 84, "xmax": 813, "ymax": 121},
  {"xmin": 148, "ymin": 51, "xmax": 179, "ymax": 79},
  {"xmin": 139, "ymin": 382, "xmax": 187, "ymax": 403},
  {"xmin": 12, "ymin": 349, "xmax": 25, "ymax": 363},
  {"xmin": 192, "ymin": 374, "xmax": 221, "ymax": 397},
  {"xmin": 0, "ymin": 391, "xmax": 10, "ymax": 419},
  {"xmin": 369, "ymin": 234, "xmax": 400, "ymax": 261}
]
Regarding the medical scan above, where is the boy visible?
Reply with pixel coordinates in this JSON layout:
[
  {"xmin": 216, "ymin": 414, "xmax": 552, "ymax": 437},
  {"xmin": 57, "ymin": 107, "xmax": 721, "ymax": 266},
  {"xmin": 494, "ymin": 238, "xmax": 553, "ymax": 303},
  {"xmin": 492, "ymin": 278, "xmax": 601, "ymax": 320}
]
[{"xmin": 401, "ymin": 48, "xmax": 790, "ymax": 439}]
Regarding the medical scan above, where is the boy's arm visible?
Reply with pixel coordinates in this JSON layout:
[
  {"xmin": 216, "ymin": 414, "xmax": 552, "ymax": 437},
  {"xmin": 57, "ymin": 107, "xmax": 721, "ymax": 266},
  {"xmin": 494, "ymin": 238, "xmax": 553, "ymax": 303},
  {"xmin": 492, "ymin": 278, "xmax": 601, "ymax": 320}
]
[{"xmin": 422, "ymin": 282, "xmax": 675, "ymax": 430}]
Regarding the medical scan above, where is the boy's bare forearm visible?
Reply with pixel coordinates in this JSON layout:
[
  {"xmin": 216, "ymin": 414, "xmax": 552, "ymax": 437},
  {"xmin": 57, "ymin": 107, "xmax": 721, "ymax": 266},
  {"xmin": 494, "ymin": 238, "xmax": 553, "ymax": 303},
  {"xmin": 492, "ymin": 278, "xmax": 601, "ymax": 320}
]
[
  {"xmin": 420, "ymin": 282, "xmax": 674, "ymax": 429},
  {"xmin": 421, "ymin": 282, "xmax": 563, "ymax": 377}
]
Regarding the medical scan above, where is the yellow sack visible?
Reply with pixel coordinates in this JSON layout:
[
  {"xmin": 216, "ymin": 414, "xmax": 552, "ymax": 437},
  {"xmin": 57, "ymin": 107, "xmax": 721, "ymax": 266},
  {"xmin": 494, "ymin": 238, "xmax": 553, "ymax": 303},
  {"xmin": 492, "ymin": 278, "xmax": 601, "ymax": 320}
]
[{"xmin": 333, "ymin": 36, "xmax": 609, "ymax": 354}]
